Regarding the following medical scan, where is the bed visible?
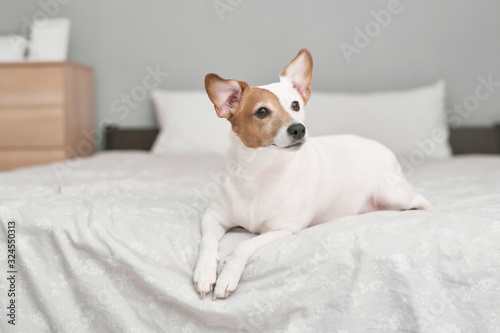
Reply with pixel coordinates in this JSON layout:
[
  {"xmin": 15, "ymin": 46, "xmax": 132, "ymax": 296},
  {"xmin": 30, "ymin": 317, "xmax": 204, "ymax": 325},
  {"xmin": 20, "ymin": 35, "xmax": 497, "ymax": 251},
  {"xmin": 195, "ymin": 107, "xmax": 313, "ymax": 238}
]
[{"xmin": 1, "ymin": 83, "xmax": 500, "ymax": 332}]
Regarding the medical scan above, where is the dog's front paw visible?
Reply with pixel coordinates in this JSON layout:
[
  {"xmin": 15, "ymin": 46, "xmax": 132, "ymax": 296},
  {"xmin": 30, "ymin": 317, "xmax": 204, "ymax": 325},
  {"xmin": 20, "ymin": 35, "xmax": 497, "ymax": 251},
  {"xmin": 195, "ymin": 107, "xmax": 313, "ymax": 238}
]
[
  {"xmin": 193, "ymin": 255, "xmax": 219, "ymax": 299},
  {"xmin": 212, "ymin": 261, "xmax": 245, "ymax": 301}
]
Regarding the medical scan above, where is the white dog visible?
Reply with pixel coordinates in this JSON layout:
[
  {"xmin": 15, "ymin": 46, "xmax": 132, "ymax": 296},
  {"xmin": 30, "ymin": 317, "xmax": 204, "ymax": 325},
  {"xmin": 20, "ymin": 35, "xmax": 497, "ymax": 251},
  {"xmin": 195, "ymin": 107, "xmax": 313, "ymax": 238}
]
[{"xmin": 193, "ymin": 48, "xmax": 431, "ymax": 300}]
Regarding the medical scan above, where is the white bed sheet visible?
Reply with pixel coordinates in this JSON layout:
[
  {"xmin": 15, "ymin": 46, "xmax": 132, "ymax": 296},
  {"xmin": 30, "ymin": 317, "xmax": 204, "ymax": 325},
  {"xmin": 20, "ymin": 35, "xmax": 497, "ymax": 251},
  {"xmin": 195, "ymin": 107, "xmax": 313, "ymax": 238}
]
[{"xmin": 0, "ymin": 152, "xmax": 499, "ymax": 332}]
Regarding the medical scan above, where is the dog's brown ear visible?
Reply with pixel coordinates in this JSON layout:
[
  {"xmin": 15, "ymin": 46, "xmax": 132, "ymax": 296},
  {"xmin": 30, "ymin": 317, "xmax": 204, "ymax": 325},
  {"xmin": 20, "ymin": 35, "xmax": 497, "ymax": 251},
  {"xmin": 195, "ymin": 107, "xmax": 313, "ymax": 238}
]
[
  {"xmin": 205, "ymin": 73, "xmax": 248, "ymax": 119},
  {"xmin": 280, "ymin": 48, "xmax": 313, "ymax": 104}
]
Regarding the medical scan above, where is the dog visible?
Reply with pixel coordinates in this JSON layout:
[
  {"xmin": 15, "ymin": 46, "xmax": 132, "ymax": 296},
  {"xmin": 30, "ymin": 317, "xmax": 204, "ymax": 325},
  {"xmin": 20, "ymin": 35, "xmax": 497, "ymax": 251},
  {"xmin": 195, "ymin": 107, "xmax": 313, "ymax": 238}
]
[{"xmin": 193, "ymin": 48, "xmax": 432, "ymax": 300}]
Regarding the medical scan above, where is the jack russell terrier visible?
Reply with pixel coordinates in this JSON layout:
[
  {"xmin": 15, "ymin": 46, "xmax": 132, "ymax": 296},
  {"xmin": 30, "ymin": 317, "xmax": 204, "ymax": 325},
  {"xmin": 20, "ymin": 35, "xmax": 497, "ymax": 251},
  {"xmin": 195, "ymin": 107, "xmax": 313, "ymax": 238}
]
[{"xmin": 193, "ymin": 48, "xmax": 432, "ymax": 300}]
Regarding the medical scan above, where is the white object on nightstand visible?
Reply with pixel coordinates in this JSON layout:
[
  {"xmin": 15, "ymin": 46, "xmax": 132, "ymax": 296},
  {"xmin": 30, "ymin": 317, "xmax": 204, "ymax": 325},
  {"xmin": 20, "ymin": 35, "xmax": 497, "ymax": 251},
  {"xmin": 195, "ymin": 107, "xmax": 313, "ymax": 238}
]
[
  {"xmin": 0, "ymin": 35, "xmax": 27, "ymax": 62},
  {"xmin": 28, "ymin": 18, "xmax": 70, "ymax": 61}
]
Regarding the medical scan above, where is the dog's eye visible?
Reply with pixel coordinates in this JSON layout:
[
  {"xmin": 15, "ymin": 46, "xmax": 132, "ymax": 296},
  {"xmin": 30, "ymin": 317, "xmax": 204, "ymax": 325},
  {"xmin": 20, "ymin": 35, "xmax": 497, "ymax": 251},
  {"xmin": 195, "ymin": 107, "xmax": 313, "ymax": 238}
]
[
  {"xmin": 291, "ymin": 101, "xmax": 300, "ymax": 111},
  {"xmin": 255, "ymin": 107, "xmax": 270, "ymax": 118}
]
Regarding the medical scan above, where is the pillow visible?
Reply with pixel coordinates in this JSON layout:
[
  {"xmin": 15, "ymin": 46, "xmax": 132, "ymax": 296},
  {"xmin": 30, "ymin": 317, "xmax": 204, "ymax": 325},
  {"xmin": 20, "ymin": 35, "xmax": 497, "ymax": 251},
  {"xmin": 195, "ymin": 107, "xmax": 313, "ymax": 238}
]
[
  {"xmin": 151, "ymin": 81, "xmax": 451, "ymax": 159},
  {"xmin": 151, "ymin": 90, "xmax": 231, "ymax": 155},
  {"xmin": 305, "ymin": 80, "xmax": 451, "ymax": 159}
]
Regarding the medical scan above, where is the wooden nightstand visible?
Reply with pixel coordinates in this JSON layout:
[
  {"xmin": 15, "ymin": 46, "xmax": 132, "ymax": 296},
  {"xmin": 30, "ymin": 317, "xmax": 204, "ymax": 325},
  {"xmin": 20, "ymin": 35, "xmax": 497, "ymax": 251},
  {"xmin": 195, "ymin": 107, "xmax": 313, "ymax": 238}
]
[{"xmin": 0, "ymin": 62, "xmax": 94, "ymax": 171}]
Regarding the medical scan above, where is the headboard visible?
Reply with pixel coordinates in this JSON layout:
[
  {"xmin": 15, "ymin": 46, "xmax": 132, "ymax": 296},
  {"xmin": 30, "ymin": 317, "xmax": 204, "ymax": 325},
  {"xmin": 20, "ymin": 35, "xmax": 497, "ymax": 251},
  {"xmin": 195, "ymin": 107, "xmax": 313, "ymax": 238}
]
[
  {"xmin": 105, "ymin": 126, "xmax": 159, "ymax": 151},
  {"xmin": 105, "ymin": 125, "xmax": 500, "ymax": 155},
  {"xmin": 449, "ymin": 126, "xmax": 500, "ymax": 154}
]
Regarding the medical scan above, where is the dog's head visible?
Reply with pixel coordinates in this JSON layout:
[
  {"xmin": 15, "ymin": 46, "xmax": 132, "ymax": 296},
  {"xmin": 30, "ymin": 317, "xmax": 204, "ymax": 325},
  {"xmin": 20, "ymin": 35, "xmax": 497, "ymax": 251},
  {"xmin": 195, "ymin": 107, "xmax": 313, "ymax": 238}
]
[{"xmin": 205, "ymin": 48, "xmax": 313, "ymax": 150}]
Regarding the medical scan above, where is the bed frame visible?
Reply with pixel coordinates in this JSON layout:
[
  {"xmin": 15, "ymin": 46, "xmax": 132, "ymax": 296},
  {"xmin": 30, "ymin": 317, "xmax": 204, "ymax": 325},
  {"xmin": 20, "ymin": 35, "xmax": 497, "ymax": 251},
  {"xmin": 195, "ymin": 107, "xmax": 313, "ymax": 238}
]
[{"xmin": 104, "ymin": 125, "xmax": 500, "ymax": 155}]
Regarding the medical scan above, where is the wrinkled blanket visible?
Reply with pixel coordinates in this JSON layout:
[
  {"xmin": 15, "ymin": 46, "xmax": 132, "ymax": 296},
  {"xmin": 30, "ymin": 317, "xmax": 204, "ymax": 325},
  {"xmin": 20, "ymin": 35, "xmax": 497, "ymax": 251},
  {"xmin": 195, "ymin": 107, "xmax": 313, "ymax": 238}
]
[{"xmin": 0, "ymin": 152, "xmax": 499, "ymax": 332}]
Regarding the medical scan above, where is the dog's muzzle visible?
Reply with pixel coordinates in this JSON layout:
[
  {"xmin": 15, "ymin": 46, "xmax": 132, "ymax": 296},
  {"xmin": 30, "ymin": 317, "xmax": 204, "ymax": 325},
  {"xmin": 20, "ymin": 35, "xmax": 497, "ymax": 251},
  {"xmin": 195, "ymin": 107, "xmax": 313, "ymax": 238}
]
[{"xmin": 270, "ymin": 122, "xmax": 307, "ymax": 150}]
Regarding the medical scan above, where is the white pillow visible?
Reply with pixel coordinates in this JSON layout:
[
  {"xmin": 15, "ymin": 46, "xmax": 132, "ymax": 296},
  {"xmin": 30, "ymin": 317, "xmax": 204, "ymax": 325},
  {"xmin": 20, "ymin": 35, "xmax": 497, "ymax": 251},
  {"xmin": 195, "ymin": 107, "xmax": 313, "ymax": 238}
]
[
  {"xmin": 151, "ymin": 81, "xmax": 451, "ymax": 159},
  {"xmin": 151, "ymin": 90, "xmax": 231, "ymax": 155},
  {"xmin": 305, "ymin": 80, "xmax": 451, "ymax": 159}
]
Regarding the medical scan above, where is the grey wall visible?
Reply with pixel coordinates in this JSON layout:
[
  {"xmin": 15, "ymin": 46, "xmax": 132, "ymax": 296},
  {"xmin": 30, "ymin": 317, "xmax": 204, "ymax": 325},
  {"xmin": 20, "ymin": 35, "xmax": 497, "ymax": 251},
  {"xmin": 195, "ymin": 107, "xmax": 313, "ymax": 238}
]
[{"xmin": 1, "ymin": 0, "xmax": 500, "ymax": 141}]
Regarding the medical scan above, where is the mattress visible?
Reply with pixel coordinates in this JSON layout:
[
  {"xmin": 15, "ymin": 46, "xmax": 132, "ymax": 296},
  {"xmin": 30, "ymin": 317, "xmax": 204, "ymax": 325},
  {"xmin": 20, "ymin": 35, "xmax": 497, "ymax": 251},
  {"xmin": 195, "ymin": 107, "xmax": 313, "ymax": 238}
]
[{"xmin": 0, "ymin": 152, "xmax": 499, "ymax": 332}]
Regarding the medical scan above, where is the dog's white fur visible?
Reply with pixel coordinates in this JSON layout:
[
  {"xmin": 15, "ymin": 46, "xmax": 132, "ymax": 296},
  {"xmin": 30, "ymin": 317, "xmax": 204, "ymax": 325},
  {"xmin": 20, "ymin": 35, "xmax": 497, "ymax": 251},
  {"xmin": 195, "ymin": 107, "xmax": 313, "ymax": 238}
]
[{"xmin": 193, "ymin": 49, "xmax": 431, "ymax": 300}]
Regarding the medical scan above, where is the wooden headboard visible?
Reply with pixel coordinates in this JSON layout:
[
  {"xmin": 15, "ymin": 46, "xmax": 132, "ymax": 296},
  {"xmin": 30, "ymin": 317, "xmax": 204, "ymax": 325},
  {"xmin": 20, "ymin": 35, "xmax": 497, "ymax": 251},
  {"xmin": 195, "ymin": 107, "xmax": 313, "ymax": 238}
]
[
  {"xmin": 449, "ymin": 125, "xmax": 500, "ymax": 154},
  {"xmin": 105, "ymin": 125, "xmax": 500, "ymax": 155},
  {"xmin": 105, "ymin": 126, "xmax": 159, "ymax": 150}
]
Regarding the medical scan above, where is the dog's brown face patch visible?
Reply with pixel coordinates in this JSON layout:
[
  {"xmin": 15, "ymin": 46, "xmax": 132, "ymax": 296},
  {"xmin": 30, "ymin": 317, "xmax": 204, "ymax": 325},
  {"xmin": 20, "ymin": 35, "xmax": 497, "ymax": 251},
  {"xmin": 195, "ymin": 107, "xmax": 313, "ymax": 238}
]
[{"xmin": 228, "ymin": 87, "xmax": 292, "ymax": 148}]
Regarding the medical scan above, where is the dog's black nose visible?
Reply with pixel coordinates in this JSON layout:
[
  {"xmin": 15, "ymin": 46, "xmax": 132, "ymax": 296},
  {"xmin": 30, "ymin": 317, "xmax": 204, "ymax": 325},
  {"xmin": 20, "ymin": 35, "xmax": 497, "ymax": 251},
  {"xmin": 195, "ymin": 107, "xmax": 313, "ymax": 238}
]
[{"xmin": 287, "ymin": 123, "xmax": 306, "ymax": 140}]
